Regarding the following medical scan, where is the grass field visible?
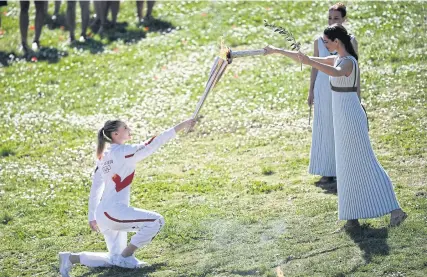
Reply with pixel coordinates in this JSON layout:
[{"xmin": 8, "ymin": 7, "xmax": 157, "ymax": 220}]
[{"xmin": 0, "ymin": 1, "xmax": 426, "ymax": 276}]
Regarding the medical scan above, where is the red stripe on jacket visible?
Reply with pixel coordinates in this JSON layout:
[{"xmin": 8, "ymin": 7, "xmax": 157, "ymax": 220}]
[
  {"xmin": 124, "ymin": 136, "xmax": 157, "ymax": 159},
  {"xmin": 112, "ymin": 171, "xmax": 135, "ymax": 192},
  {"xmin": 145, "ymin": 136, "xmax": 157, "ymax": 145}
]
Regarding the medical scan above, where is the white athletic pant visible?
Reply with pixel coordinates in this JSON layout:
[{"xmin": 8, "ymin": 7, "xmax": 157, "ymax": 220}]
[{"xmin": 79, "ymin": 204, "xmax": 164, "ymax": 267}]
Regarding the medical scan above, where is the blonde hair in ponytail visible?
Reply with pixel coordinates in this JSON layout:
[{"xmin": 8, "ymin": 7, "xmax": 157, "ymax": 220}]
[{"xmin": 96, "ymin": 120, "xmax": 125, "ymax": 160}]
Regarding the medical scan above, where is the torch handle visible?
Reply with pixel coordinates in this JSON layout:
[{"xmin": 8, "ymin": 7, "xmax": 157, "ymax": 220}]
[
  {"xmin": 192, "ymin": 59, "xmax": 227, "ymax": 119},
  {"xmin": 230, "ymin": 49, "xmax": 266, "ymax": 59}
]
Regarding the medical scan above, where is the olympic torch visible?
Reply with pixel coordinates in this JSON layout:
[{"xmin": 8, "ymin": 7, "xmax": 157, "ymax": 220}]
[{"xmin": 226, "ymin": 48, "xmax": 266, "ymax": 64}]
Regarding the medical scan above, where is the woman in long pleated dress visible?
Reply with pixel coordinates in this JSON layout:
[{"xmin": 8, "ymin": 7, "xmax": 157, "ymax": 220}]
[
  {"xmin": 308, "ymin": 3, "xmax": 359, "ymax": 183},
  {"xmin": 264, "ymin": 24, "xmax": 407, "ymax": 228}
]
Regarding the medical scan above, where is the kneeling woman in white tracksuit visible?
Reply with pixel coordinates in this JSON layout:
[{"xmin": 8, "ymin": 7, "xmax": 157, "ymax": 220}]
[{"xmin": 59, "ymin": 118, "xmax": 196, "ymax": 276}]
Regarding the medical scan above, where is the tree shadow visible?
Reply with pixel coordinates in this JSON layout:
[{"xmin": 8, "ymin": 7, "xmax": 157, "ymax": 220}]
[
  {"xmin": 79, "ymin": 262, "xmax": 168, "ymax": 277},
  {"xmin": 332, "ymin": 223, "xmax": 389, "ymax": 276},
  {"xmin": 314, "ymin": 179, "xmax": 337, "ymax": 195},
  {"xmin": 0, "ymin": 47, "xmax": 68, "ymax": 67}
]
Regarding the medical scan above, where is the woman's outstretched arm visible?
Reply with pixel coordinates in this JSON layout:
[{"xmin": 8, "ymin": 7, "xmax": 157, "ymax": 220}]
[
  {"xmin": 297, "ymin": 51, "xmax": 353, "ymax": 77},
  {"xmin": 122, "ymin": 119, "xmax": 196, "ymax": 164},
  {"xmin": 264, "ymin": 45, "xmax": 336, "ymax": 66}
]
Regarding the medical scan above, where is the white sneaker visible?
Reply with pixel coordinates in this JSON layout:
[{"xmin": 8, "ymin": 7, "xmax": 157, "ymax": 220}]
[
  {"xmin": 110, "ymin": 254, "xmax": 149, "ymax": 269},
  {"xmin": 135, "ymin": 258, "xmax": 149, "ymax": 268},
  {"xmin": 59, "ymin": 252, "xmax": 73, "ymax": 277},
  {"xmin": 31, "ymin": 42, "xmax": 39, "ymax": 52}
]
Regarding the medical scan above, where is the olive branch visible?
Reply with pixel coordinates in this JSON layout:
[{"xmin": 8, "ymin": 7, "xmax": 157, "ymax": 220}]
[
  {"xmin": 264, "ymin": 20, "xmax": 311, "ymax": 126},
  {"xmin": 264, "ymin": 20, "xmax": 302, "ymax": 71}
]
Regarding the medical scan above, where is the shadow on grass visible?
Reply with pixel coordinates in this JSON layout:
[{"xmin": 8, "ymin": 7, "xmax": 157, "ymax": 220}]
[
  {"xmin": 314, "ymin": 179, "xmax": 337, "ymax": 195},
  {"xmin": 0, "ymin": 47, "xmax": 68, "ymax": 67},
  {"xmin": 100, "ymin": 23, "xmax": 147, "ymax": 44},
  {"xmin": 45, "ymin": 13, "xmax": 68, "ymax": 31},
  {"xmin": 45, "ymin": 9, "xmax": 175, "ymax": 33},
  {"xmin": 75, "ymin": 17, "xmax": 175, "ymax": 53},
  {"xmin": 90, "ymin": 16, "xmax": 175, "ymax": 40},
  {"xmin": 333, "ymin": 224, "xmax": 389, "ymax": 276},
  {"xmin": 138, "ymin": 17, "xmax": 175, "ymax": 33},
  {"xmin": 0, "ymin": 146, "xmax": 16, "ymax": 157},
  {"xmin": 79, "ymin": 262, "xmax": 167, "ymax": 277},
  {"xmin": 346, "ymin": 224, "xmax": 389, "ymax": 262},
  {"xmin": 1, "ymin": 16, "xmax": 174, "ymax": 65},
  {"xmin": 69, "ymin": 38, "xmax": 106, "ymax": 54}
]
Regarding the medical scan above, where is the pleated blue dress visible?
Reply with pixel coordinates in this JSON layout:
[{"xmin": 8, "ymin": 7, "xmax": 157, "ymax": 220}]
[
  {"xmin": 331, "ymin": 56, "xmax": 401, "ymax": 220},
  {"xmin": 308, "ymin": 37, "xmax": 336, "ymax": 177}
]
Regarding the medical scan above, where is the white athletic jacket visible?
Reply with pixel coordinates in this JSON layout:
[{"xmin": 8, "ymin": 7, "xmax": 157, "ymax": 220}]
[{"xmin": 88, "ymin": 127, "xmax": 176, "ymax": 222}]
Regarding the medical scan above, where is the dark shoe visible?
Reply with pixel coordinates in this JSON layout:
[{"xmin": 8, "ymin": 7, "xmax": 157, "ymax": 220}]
[
  {"xmin": 143, "ymin": 15, "xmax": 154, "ymax": 24},
  {"xmin": 390, "ymin": 210, "xmax": 407, "ymax": 227},
  {"xmin": 344, "ymin": 219, "xmax": 360, "ymax": 230},
  {"xmin": 332, "ymin": 220, "xmax": 360, "ymax": 233},
  {"xmin": 318, "ymin": 176, "xmax": 334, "ymax": 183}
]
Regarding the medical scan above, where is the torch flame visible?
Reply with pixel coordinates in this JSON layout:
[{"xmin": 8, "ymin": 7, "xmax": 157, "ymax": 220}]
[{"xmin": 218, "ymin": 37, "xmax": 230, "ymax": 60}]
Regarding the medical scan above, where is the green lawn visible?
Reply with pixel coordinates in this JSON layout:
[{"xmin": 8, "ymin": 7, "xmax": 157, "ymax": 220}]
[{"xmin": 0, "ymin": 1, "xmax": 426, "ymax": 277}]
